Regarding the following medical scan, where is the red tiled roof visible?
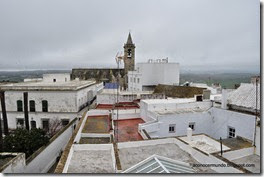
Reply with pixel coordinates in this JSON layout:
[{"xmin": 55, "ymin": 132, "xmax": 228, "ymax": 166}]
[{"xmin": 114, "ymin": 118, "xmax": 144, "ymax": 142}]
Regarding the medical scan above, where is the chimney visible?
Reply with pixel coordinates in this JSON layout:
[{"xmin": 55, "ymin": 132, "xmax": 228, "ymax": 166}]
[
  {"xmin": 221, "ymin": 89, "xmax": 228, "ymax": 109},
  {"xmin": 187, "ymin": 127, "xmax": 192, "ymax": 142}
]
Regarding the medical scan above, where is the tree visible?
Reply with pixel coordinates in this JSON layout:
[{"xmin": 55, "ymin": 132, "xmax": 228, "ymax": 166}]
[
  {"xmin": 48, "ymin": 119, "xmax": 62, "ymax": 137},
  {"xmin": 3, "ymin": 128, "xmax": 49, "ymax": 158}
]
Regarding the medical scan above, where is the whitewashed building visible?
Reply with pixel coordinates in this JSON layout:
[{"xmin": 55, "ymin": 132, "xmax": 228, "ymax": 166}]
[
  {"xmin": 0, "ymin": 73, "xmax": 103, "ymax": 130},
  {"xmin": 128, "ymin": 58, "xmax": 180, "ymax": 91},
  {"xmin": 139, "ymin": 96, "xmax": 257, "ymax": 142}
]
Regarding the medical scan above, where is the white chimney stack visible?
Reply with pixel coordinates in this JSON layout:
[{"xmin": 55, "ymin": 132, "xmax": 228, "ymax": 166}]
[{"xmin": 187, "ymin": 128, "xmax": 192, "ymax": 142}]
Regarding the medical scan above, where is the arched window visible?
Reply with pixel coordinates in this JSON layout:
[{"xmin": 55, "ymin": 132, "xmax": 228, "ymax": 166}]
[
  {"xmin": 17, "ymin": 100, "xmax": 23, "ymax": 112},
  {"xmin": 31, "ymin": 120, "xmax": 36, "ymax": 129},
  {"xmin": 42, "ymin": 100, "xmax": 48, "ymax": 112},
  {"xmin": 29, "ymin": 100, "xmax": 35, "ymax": 112}
]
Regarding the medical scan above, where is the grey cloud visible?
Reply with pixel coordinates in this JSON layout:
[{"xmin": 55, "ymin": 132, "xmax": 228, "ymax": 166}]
[{"xmin": 0, "ymin": 0, "xmax": 260, "ymax": 72}]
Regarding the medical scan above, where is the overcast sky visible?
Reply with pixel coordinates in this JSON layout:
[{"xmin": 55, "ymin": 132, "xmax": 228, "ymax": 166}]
[{"xmin": 0, "ymin": 0, "xmax": 260, "ymax": 72}]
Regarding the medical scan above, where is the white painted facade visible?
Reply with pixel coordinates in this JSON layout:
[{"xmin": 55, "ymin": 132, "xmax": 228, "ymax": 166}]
[
  {"xmin": 128, "ymin": 59, "xmax": 180, "ymax": 91},
  {"xmin": 0, "ymin": 74, "xmax": 102, "ymax": 129},
  {"xmin": 97, "ymin": 90, "xmax": 164, "ymax": 105},
  {"xmin": 0, "ymin": 153, "xmax": 26, "ymax": 173},
  {"xmin": 139, "ymin": 99, "xmax": 256, "ymax": 142},
  {"xmin": 25, "ymin": 119, "xmax": 77, "ymax": 173},
  {"xmin": 112, "ymin": 109, "xmax": 140, "ymax": 120},
  {"xmin": 42, "ymin": 73, "xmax": 71, "ymax": 83},
  {"xmin": 0, "ymin": 119, "xmax": 78, "ymax": 173}
]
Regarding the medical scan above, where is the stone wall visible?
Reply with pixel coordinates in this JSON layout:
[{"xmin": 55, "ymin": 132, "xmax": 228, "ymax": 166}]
[
  {"xmin": 71, "ymin": 68, "xmax": 125, "ymax": 83},
  {"xmin": 154, "ymin": 84, "xmax": 205, "ymax": 98}
]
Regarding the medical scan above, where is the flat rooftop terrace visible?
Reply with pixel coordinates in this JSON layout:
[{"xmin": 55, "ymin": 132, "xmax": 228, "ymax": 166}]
[
  {"xmin": 231, "ymin": 154, "xmax": 260, "ymax": 173},
  {"xmin": 82, "ymin": 115, "xmax": 110, "ymax": 133},
  {"xmin": 0, "ymin": 80, "xmax": 95, "ymax": 91},
  {"xmin": 179, "ymin": 134, "xmax": 230, "ymax": 154},
  {"xmin": 221, "ymin": 137, "xmax": 253, "ymax": 150},
  {"xmin": 114, "ymin": 118, "xmax": 144, "ymax": 142},
  {"xmin": 79, "ymin": 137, "xmax": 111, "ymax": 144},
  {"xmin": 118, "ymin": 140, "xmax": 215, "ymax": 173},
  {"xmin": 154, "ymin": 107, "xmax": 211, "ymax": 115},
  {"xmin": 66, "ymin": 145, "xmax": 115, "ymax": 173}
]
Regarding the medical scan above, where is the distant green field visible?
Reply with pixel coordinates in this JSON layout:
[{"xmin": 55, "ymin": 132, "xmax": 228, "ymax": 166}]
[
  {"xmin": 0, "ymin": 70, "xmax": 257, "ymax": 89},
  {"xmin": 0, "ymin": 70, "xmax": 71, "ymax": 83},
  {"xmin": 180, "ymin": 73, "xmax": 257, "ymax": 89}
]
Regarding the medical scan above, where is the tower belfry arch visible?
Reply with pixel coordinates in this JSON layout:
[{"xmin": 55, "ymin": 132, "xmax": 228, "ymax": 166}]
[{"xmin": 123, "ymin": 32, "xmax": 136, "ymax": 89}]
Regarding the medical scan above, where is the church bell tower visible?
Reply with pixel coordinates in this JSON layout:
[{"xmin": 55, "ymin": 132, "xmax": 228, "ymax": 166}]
[{"xmin": 123, "ymin": 32, "xmax": 135, "ymax": 75}]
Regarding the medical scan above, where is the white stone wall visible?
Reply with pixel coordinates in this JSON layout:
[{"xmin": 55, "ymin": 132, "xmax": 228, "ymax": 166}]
[
  {"xmin": 142, "ymin": 111, "xmax": 212, "ymax": 138},
  {"xmin": 112, "ymin": 109, "xmax": 140, "ymax": 120},
  {"xmin": 0, "ymin": 83, "xmax": 98, "ymax": 129},
  {"xmin": 140, "ymin": 106, "xmax": 256, "ymax": 141},
  {"xmin": 2, "ymin": 112, "xmax": 77, "ymax": 129},
  {"xmin": 1, "ymin": 153, "xmax": 26, "ymax": 173},
  {"xmin": 140, "ymin": 99, "xmax": 212, "ymax": 122},
  {"xmin": 25, "ymin": 119, "xmax": 77, "ymax": 173},
  {"xmin": 1, "ymin": 119, "xmax": 77, "ymax": 173},
  {"xmin": 42, "ymin": 73, "xmax": 71, "ymax": 83},
  {"xmin": 1, "ymin": 90, "xmax": 77, "ymax": 112},
  {"xmin": 128, "ymin": 62, "xmax": 180, "ymax": 91},
  {"xmin": 76, "ymin": 84, "xmax": 96, "ymax": 109},
  {"xmin": 96, "ymin": 94, "xmax": 136, "ymax": 105},
  {"xmin": 209, "ymin": 108, "xmax": 256, "ymax": 141}
]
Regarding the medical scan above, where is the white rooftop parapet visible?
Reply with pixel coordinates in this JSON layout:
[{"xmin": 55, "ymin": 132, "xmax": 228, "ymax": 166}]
[
  {"xmin": 43, "ymin": 73, "xmax": 71, "ymax": 83},
  {"xmin": 221, "ymin": 89, "xmax": 228, "ymax": 109}
]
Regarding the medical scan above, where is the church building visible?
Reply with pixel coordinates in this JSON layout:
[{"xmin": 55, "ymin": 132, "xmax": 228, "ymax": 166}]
[{"xmin": 71, "ymin": 33, "xmax": 136, "ymax": 90}]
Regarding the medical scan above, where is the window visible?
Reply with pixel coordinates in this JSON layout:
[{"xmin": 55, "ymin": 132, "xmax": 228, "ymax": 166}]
[
  {"xmin": 65, "ymin": 78, "xmax": 67, "ymax": 82},
  {"xmin": 29, "ymin": 100, "xmax": 35, "ymax": 112},
  {"xmin": 134, "ymin": 78, "xmax": 136, "ymax": 83},
  {"xmin": 31, "ymin": 120, "xmax": 36, "ymax": 129},
  {"xmin": 61, "ymin": 119, "xmax": 70, "ymax": 127},
  {"xmin": 17, "ymin": 118, "xmax": 24, "ymax": 128},
  {"xmin": 42, "ymin": 100, "xmax": 48, "ymax": 112},
  {"xmin": 189, "ymin": 122, "xmax": 195, "ymax": 130},
  {"xmin": 42, "ymin": 119, "xmax": 49, "ymax": 132},
  {"xmin": 137, "ymin": 78, "xmax": 140, "ymax": 83},
  {"xmin": 130, "ymin": 77, "xmax": 132, "ymax": 83},
  {"xmin": 169, "ymin": 124, "xmax": 175, "ymax": 133},
  {"xmin": 228, "ymin": 127, "xmax": 235, "ymax": 138},
  {"xmin": 53, "ymin": 79, "xmax": 56, "ymax": 82},
  {"xmin": 17, "ymin": 100, "xmax": 23, "ymax": 112},
  {"xmin": 196, "ymin": 95, "xmax": 203, "ymax": 102}
]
